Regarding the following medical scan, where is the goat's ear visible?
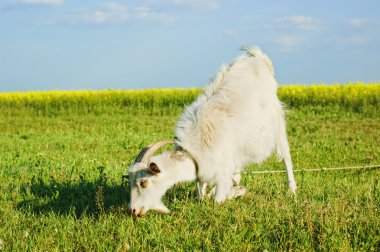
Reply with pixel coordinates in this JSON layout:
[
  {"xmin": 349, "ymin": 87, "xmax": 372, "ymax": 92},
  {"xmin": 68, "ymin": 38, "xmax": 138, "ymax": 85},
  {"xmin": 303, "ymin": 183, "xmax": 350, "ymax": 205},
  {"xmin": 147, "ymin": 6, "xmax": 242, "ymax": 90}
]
[
  {"xmin": 149, "ymin": 162, "xmax": 160, "ymax": 175},
  {"xmin": 153, "ymin": 202, "xmax": 170, "ymax": 214}
]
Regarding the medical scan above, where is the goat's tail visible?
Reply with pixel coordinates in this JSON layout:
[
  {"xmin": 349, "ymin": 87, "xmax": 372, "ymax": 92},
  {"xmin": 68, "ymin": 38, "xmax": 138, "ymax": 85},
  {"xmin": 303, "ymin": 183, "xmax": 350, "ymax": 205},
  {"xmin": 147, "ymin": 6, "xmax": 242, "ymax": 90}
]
[{"xmin": 241, "ymin": 46, "xmax": 275, "ymax": 76}]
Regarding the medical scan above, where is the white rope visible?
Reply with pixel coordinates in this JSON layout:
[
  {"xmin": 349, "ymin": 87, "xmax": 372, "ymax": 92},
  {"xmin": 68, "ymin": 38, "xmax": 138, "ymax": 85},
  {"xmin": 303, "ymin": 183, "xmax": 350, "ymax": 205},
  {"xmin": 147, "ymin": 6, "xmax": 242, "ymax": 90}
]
[{"xmin": 241, "ymin": 164, "xmax": 380, "ymax": 175}]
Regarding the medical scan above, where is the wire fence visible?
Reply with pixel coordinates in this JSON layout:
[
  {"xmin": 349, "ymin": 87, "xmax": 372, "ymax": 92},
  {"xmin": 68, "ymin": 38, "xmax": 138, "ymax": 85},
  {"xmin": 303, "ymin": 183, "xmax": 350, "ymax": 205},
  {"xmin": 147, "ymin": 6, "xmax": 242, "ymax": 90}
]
[{"xmin": 242, "ymin": 164, "xmax": 380, "ymax": 175}]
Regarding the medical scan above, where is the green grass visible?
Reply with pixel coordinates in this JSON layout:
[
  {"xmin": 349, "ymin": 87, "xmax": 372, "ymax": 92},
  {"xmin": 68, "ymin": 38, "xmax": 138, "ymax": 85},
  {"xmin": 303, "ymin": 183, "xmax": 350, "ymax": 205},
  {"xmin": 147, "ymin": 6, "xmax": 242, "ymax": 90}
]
[{"xmin": 1, "ymin": 86, "xmax": 380, "ymax": 251}]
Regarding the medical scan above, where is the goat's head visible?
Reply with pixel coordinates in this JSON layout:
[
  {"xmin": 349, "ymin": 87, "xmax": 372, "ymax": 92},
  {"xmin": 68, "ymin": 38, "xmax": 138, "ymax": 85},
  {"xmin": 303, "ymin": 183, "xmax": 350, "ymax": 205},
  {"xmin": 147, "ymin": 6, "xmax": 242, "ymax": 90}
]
[{"xmin": 126, "ymin": 141, "xmax": 196, "ymax": 217}]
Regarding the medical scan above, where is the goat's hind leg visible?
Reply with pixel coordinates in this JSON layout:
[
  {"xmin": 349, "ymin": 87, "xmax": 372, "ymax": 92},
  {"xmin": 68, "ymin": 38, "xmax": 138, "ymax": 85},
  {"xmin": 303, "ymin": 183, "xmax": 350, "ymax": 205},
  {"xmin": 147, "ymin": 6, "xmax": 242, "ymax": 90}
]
[
  {"xmin": 277, "ymin": 116, "xmax": 297, "ymax": 193},
  {"xmin": 284, "ymin": 156, "xmax": 296, "ymax": 193}
]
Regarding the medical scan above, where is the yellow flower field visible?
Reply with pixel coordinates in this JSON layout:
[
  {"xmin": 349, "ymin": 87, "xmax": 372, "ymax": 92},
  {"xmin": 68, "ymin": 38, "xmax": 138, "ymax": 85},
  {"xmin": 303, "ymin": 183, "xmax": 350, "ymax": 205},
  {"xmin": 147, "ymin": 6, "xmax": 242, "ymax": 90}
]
[{"xmin": 0, "ymin": 83, "xmax": 379, "ymax": 113}]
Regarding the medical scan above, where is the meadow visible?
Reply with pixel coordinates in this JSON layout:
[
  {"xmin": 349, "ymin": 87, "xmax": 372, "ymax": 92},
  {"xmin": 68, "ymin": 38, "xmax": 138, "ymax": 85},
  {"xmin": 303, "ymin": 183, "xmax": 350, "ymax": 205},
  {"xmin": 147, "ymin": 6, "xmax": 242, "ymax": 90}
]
[{"xmin": 0, "ymin": 83, "xmax": 379, "ymax": 251}]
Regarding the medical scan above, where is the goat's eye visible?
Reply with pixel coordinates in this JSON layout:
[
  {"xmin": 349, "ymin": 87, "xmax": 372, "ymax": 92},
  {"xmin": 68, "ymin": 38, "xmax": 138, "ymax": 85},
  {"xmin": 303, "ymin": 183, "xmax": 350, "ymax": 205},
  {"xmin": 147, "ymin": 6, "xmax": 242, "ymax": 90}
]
[
  {"xmin": 149, "ymin": 162, "xmax": 161, "ymax": 174},
  {"xmin": 140, "ymin": 179, "xmax": 149, "ymax": 188}
]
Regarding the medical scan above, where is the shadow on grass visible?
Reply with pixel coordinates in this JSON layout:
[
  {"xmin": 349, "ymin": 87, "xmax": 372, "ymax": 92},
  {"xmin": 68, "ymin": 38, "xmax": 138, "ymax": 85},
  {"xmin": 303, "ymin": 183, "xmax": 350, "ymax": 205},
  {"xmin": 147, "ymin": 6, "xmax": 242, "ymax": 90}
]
[{"xmin": 17, "ymin": 167, "xmax": 130, "ymax": 218}]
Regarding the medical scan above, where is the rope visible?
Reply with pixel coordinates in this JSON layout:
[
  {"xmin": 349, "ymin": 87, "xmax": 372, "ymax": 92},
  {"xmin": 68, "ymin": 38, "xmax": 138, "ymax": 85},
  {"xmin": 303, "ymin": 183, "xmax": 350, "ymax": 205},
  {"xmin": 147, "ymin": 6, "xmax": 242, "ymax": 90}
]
[{"xmin": 241, "ymin": 164, "xmax": 380, "ymax": 175}]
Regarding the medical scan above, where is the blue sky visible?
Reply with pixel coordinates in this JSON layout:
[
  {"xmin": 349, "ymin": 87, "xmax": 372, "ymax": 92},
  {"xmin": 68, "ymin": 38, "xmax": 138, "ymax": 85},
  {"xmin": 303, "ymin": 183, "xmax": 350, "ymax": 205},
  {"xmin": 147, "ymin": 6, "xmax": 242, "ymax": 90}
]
[{"xmin": 0, "ymin": 0, "xmax": 379, "ymax": 91}]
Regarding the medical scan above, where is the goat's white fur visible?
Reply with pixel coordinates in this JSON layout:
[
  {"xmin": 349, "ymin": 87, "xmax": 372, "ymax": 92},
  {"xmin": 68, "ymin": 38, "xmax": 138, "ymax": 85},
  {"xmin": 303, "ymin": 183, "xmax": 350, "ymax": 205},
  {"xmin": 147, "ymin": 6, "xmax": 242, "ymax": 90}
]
[{"xmin": 128, "ymin": 47, "xmax": 296, "ymax": 216}]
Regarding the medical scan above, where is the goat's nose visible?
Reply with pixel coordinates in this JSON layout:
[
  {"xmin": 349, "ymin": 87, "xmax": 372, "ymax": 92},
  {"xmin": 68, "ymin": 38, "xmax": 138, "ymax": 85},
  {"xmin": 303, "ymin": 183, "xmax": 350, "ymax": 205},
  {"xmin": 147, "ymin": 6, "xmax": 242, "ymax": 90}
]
[
  {"xmin": 130, "ymin": 207, "xmax": 144, "ymax": 217},
  {"xmin": 131, "ymin": 208, "xmax": 136, "ymax": 215}
]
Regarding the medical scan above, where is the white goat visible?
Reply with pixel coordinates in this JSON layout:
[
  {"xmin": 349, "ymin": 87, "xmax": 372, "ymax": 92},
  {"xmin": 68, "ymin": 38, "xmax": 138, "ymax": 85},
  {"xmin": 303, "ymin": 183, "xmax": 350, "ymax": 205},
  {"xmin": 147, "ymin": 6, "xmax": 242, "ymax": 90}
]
[{"xmin": 126, "ymin": 47, "xmax": 296, "ymax": 217}]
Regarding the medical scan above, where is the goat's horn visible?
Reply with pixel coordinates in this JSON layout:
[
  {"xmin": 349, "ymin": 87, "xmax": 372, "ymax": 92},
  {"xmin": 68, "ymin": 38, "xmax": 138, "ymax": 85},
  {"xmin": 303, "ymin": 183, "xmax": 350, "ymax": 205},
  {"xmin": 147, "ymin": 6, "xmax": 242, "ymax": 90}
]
[{"xmin": 134, "ymin": 140, "xmax": 175, "ymax": 164}]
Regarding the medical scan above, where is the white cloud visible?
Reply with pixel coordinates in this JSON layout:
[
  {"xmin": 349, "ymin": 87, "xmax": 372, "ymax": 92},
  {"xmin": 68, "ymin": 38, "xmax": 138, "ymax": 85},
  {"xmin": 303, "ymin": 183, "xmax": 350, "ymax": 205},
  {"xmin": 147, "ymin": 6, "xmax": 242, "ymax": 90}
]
[
  {"xmin": 348, "ymin": 36, "xmax": 371, "ymax": 45},
  {"xmin": 349, "ymin": 18, "xmax": 367, "ymax": 27},
  {"xmin": 224, "ymin": 29, "xmax": 241, "ymax": 39},
  {"xmin": 156, "ymin": 0, "xmax": 219, "ymax": 10},
  {"xmin": 13, "ymin": 0, "xmax": 64, "ymax": 6},
  {"xmin": 134, "ymin": 5, "xmax": 175, "ymax": 22},
  {"xmin": 76, "ymin": 2, "xmax": 174, "ymax": 24},
  {"xmin": 336, "ymin": 36, "xmax": 371, "ymax": 46},
  {"xmin": 80, "ymin": 2, "xmax": 129, "ymax": 24},
  {"xmin": 103, "ymin": 2, "xmax": 128, "ymax": 12},
  {"xmin": 281, "ymin": 16, "xmax": 319, "ymax": 31},
  {"xmin": 276, "ymin": 36, "xmax": 299, "ymax": 47}
]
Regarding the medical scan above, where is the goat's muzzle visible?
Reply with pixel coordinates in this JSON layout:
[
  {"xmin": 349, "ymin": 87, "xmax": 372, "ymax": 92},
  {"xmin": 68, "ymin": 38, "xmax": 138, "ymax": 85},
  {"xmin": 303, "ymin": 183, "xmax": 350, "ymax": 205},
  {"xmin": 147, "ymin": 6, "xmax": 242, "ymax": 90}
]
[{"xmin": 130, "ymin": 206, "xmax": 145, "ymax": 217}]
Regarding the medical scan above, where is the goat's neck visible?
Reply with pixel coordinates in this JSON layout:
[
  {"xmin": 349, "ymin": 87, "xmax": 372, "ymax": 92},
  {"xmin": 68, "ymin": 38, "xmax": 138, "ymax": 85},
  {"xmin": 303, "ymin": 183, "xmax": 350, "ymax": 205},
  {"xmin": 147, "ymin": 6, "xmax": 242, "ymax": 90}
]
[{"xmin": 161, "ymin": 156, "xmax": 197, "ymax": 192}]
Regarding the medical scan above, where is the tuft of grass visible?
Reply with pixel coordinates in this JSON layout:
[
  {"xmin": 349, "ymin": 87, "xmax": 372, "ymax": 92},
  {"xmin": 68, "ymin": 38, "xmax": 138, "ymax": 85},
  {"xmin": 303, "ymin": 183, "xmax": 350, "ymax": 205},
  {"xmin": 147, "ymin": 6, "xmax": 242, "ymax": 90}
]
[{"xmin": 0, "ymin": 84, "xmax": 379, "ymax": 251}]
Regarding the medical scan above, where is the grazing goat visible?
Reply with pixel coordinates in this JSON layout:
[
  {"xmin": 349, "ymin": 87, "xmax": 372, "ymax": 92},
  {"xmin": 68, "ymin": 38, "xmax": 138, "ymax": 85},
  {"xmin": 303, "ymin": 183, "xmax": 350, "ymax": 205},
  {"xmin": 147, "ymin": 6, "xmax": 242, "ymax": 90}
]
[{"xmin": 126, "ymin": 47, "xmax": 296, "ymax": 217}]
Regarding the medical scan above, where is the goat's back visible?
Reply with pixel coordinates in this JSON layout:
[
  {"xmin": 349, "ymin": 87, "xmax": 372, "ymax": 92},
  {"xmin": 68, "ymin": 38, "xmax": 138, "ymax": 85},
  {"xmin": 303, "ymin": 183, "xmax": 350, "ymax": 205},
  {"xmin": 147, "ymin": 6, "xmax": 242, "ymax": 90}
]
[{"xmin": 175, "ymin": 48, "xmax": 284, "ymax": 172}]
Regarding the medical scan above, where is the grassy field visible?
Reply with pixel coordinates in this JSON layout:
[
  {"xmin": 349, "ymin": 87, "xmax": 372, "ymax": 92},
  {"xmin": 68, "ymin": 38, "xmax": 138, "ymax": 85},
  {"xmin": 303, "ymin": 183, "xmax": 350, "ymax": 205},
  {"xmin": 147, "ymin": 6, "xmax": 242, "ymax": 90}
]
[{"xmin": 0, "ymin": 84, "xmax": 380, "ymax": 251}]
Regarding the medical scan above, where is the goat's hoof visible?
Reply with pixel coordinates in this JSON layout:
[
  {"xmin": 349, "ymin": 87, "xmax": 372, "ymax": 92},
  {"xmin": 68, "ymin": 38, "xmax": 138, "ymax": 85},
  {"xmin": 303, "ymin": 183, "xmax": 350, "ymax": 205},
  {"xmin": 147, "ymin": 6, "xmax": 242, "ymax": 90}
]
[
  {"xmin": 215, "ymin": 196, "xmax": 227, "ymax": 204},
  {"xmin": 215, "ymin": 200, "xmax": 224, "ymax": 205},
  {"xmin": 288, "ymin": 182, "xmax": 297, "ymax": 194},
  {"xmin": 232, "ymin": 185, "xmax": 247, "ymax": 198},
  {"xmin": 206, "ymin": 187, "xmax": 216, "ymax": 198}
]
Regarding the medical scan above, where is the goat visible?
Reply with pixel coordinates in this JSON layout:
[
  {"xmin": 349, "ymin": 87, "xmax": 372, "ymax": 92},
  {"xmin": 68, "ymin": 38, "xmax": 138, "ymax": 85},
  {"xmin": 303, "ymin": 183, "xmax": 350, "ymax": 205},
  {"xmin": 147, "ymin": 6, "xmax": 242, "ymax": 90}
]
[{"xmin": 126, "ymin": 47, "xmax": 296, "ymax": 217}]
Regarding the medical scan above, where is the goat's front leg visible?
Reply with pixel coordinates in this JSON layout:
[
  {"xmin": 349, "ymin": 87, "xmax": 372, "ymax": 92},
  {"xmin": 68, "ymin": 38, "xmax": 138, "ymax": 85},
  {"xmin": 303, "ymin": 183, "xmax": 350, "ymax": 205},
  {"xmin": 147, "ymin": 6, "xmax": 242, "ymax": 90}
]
[
  {"xmin": 214, "ymin": 176, "xmax": 233, "ymax": 203},
  {"xmin": 232, "ymin": 173, "xmax": 241, "ymax": 186},
  {"xmin": 215, "ymin": 172, "xmax": 248, "ymax": 203},
  {"xmin": 197, "ymin": 181, "xmax": 215, "ymax": 199},
  {"xmin": 231, "ymin": 173, "xmax": 247, "ymax": 198}
]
